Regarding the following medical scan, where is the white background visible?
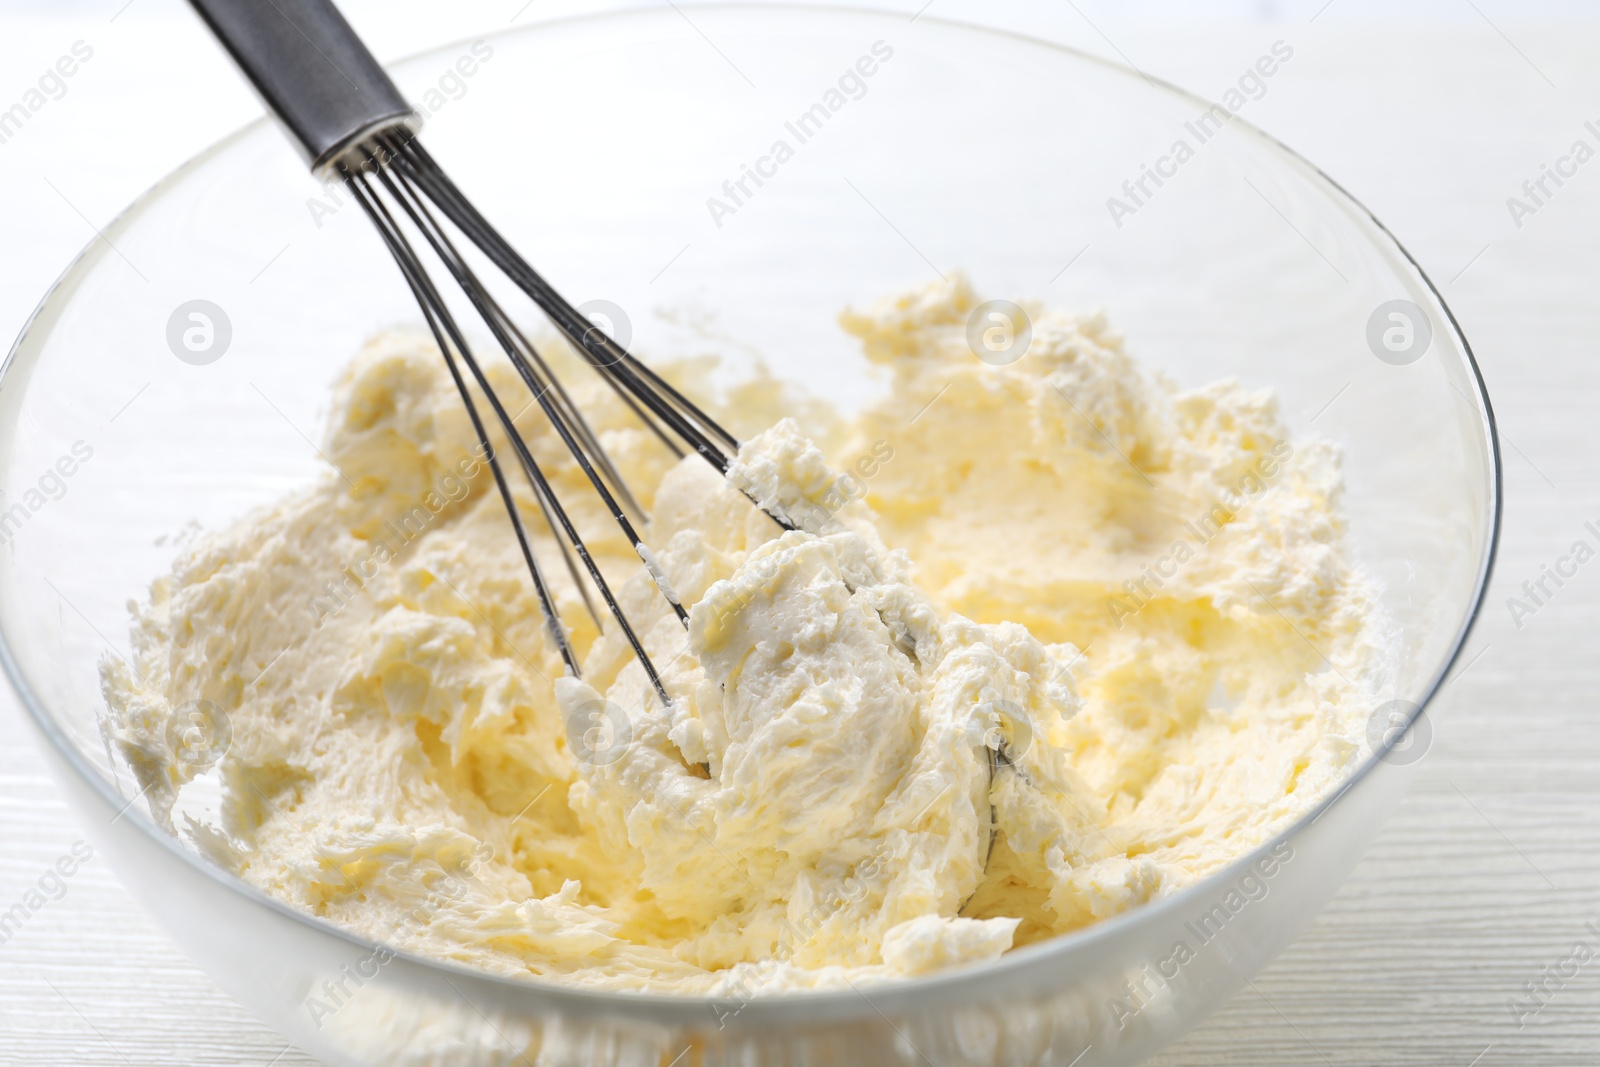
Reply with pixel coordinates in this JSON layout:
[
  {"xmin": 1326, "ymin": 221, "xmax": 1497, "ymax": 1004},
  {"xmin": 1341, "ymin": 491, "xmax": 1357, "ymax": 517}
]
[{"xmin": 2, "ymin": 1, "xmax": 1598, "ymax": 1064}]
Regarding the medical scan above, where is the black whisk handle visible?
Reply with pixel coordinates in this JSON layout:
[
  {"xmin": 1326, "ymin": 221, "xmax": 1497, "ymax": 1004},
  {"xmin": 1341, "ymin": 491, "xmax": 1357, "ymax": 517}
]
[{"xmin": 186, "ymin": 0, "xmax": 416, "ymax": 174}]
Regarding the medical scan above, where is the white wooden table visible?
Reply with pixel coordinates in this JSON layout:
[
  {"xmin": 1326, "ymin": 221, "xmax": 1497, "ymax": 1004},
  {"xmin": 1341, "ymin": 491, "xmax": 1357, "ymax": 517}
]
[{"xmin": 3, "ymin": 2, "xmax": 1596, "ymax": 1063}]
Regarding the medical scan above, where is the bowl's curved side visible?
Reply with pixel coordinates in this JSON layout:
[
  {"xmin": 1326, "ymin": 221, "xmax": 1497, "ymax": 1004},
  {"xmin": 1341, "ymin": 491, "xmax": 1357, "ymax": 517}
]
[{"xmin": 25, "ymin": 705, "xmax": 1420, "ymax": 1067}]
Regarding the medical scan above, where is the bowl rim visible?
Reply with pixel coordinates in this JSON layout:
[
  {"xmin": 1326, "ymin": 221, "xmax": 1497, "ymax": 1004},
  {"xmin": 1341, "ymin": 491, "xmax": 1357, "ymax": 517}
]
[{"xmin": 0, "ymin": 1, "xmax": 1502, "ymax": 1023}]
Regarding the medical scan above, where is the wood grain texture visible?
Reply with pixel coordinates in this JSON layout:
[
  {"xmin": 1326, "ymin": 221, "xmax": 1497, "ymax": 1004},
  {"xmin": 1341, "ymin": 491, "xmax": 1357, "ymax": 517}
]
[{"xmin": 2, "ymin": 6, "xmax": 1596, "ymax": 1065}]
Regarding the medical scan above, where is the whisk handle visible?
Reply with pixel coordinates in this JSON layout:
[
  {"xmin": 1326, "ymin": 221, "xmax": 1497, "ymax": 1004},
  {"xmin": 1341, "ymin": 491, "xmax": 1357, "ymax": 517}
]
[{"xmin": 186, "ymin": 0, "xmax": 416, "ymax": 174}]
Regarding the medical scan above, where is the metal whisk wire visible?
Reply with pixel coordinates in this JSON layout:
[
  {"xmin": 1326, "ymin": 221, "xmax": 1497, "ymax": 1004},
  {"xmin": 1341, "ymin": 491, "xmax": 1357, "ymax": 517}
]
[
  {"xmin": 336, "ymin": 134, "xmax": 778, "ymax": 708},
  {"xmin": 182, "ymin": 0, "xmax": 791, "ymax": 705}
]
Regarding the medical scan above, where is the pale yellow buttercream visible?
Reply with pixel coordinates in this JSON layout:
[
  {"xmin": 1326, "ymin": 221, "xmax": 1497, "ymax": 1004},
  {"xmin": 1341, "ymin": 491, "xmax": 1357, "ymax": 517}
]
[{"xmin": 101, "ymin": 275, "xmax": 1383, "ymax": 993}]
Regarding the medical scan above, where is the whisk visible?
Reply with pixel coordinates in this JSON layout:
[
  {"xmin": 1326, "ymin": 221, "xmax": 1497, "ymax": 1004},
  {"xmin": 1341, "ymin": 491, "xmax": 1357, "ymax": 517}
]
[{"xmin": 187, "ymin": 0, "xmax": 790, "ymax": 706}]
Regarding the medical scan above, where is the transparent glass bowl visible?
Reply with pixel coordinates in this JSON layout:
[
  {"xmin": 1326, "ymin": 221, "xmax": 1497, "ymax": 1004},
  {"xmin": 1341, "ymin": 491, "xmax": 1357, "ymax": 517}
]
[{"xmin": 0, "ymin": 7, "xmax": 1498, "ymax": 1065}]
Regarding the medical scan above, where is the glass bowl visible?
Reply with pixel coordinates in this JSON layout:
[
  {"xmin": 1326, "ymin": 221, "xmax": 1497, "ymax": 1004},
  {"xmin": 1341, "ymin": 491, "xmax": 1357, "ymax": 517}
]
[{"xmin": 0, "ymin": 6, "xmax": 1498, "ymax": 1065}]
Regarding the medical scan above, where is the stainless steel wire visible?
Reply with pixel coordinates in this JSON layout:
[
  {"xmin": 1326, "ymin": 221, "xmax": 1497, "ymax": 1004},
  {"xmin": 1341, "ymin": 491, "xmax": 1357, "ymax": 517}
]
[{"xmin": 336, "ymin": 132, "xmax": 792, "ymax": 706}]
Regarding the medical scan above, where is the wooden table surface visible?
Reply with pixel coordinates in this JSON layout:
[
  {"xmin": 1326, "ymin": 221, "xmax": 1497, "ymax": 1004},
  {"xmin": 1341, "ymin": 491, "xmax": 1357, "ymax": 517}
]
[{"xmin": 2, "ymin": 2, "xmax": 1596, "ymax": 1063}]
